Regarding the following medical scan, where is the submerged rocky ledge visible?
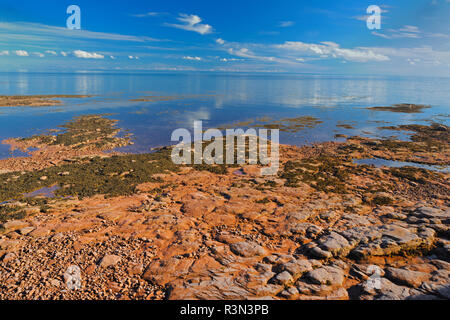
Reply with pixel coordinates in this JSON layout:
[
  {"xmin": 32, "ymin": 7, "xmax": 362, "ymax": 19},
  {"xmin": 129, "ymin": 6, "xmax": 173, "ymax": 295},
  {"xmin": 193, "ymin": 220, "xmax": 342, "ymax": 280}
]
[
  {"xmin": 0, "ymin": 95, "xmax": 93, "ymax": 107},
  {"xmin": 0, "ymin": 114, "xmax": 448, "ymax": 300}
]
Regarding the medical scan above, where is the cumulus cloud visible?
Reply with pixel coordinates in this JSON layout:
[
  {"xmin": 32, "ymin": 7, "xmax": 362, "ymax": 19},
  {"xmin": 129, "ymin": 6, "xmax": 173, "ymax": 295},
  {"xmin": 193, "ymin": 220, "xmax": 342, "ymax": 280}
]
[
  {"xmin": 14, "ymin": 50, "xmax": 29, "ymax": 56},
  {"xmin": 73, "ymin": 50, "xmax": 104, "ymax": 59},
  {"xmin": 276, "ymin": 41, "xmax": 390, "ymax": 62},
  {"xmin": 183, "ymin": 56, "xmax": 202, "ymax": 61},
  {"xmin": 166, "ymin": 14, "xmax": 213, "ymax": 35},
  {"xmin": 0, "ymin": 50, "xmax": 9, "ymax": 56},
  {"xmin": 32, "ymin": 52, "xmax": 45, "ymax": 58},
  {"xmin": 216, "ymin": 38, "xmax": 225, "ymax": 45},
  {"xmin": 128, "ymin": 55, "xmax": 139, "ymax": 59},
  {"xmin": 45, "ymin": 50, "xmax": 57, "ymax": 56},
  {"xmin": 60, "ymin": 51, "xmax": 68, "ymax": 57}
]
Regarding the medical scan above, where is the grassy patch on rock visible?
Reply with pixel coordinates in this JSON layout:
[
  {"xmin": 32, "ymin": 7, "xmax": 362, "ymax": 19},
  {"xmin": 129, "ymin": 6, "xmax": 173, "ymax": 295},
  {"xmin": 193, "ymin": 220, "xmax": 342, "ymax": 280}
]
[
  {"xmin": 0, "ymin": 205, "xmax": 26, "ymax": 224},
  {"xmin": 19, "ymin": 114, "xmax": 131, "ymax": 150},
  {"xmin": 0, "ymin": 148, "xmax": 179, "ymax": 201},
  {"xmin": 279, "ymin": 156, "xmax": 350, "ymax": 193},
  {"xmin": 218, "ymin": 116, "xmax": 323, "ymax": 133},
  {"xmin": 0, "ymin": 95, "xmax": 93, "ymax": 107},
  {"xmin": 367, "ymin": 104, "xmax": 431, "ymax": 114}
]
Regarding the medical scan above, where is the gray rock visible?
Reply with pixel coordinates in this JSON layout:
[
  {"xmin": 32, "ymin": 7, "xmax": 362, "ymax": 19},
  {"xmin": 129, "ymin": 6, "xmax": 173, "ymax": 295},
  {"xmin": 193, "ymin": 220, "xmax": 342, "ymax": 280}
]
[
  {"xmin": 385, "ymin": 212, "xmax": 408, "ymax": 220},
  {"xmin": 415, "ymin": 206, "xmax": 449, "ymax": 220},
  {"xmin": 280, "ymin": 259, "xmax": 313, "ymax": 277},
  {"xmin": 317, "ymin": 232, "xmax": 351, "ymax": 257},
  {"xmin": 279, "ymin": 286, "xmax": 299, "ymax": 299},
  {"xmin": 230, "ymin": 241, "xmax": 266, "ymax": 257},
  {"xmin": 358, "ymin": 278, "xmax": 415, "ymax": 300},
  {"xmin": 271, "ymin": 271, "xmax": 293, "ymax": 285},
  {"xmin": 385, "ymin": 267, "xmax": 429, "ymax": 288},
  {"xmin": 309, "ymin": 246, "xmax": 332, "ymax": 259},
  {"xmin": 305, "ymin": 266, "xmax": 345, "ymax": 286}
]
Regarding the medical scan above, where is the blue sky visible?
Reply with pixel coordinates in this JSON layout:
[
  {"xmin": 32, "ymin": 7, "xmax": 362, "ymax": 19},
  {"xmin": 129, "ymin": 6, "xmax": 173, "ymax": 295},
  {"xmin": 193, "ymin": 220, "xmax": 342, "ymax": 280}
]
[{"xmin": 0, "ymin": 0, "xmax": 449, "ymax": 76}]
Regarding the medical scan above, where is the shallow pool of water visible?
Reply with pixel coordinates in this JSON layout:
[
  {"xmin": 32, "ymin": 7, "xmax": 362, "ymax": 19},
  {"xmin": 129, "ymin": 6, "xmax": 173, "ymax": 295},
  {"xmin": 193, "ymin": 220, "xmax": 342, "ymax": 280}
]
[{"xmin": 354, "ymin": 158, "xmax": 449, "ymax": 173}]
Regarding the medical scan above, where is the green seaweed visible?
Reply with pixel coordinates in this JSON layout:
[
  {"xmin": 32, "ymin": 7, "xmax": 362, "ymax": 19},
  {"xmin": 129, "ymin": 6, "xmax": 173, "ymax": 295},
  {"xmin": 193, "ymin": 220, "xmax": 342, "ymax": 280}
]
[
  {"xmin": 279, "ymin": 156, "xmax": 350, "ymax": 193},
  {"xmin": 0, "ymin": 205, "xmax": 26, "ymax": 224},
  {"xmin": 0, "ymin": 149, "xmax": 179, "ymax": 201}
]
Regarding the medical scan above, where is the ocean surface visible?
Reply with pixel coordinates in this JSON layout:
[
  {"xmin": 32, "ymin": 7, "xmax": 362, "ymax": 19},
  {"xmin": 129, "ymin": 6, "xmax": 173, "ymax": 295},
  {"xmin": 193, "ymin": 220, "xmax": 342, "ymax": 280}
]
[{"xmin": 0, "ymin": 72, "xmax": 449, "ymax": 159}]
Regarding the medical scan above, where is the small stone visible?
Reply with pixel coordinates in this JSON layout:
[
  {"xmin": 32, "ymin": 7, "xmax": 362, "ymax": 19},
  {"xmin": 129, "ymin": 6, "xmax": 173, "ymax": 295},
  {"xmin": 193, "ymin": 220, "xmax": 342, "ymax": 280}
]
[
  {"xmin": 49, "ymin": 279, "xmax": 61, "ymax": 287},
  {"xmin": 40, "ymin": 176, "xmax": 48, "ymax": 181},
  {"xmin": 19, "ymin": 227, "xmax": 35, "ymax": 235},
  {"xmin": 99, "ymin": 254, "xmax": 122, "ymax": 268},
  {"xmin": 1, "ymin": 252, "xmax": 16, "ymax": 263}
]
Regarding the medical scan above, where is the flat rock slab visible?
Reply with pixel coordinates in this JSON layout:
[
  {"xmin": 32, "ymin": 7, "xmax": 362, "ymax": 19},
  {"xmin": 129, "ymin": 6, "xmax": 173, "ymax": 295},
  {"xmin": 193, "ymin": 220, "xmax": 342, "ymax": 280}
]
[
  {"xmin": 99, "ymin": 254, "xmax": 122, "ymax": 268},
  {"xmin": 2, "ymin": 220, "xmax": 29, "ymax": 232},
  {"xmin": 229, "ymin": 241, "xmax": 266, "ymax": 257},
  {"xmin": 385, "ymin": 267, "xmax": 430, "ymax": 288},
  {"xmin": 305, "ymin": 266, "xmax": 345, "ymax": 286}
]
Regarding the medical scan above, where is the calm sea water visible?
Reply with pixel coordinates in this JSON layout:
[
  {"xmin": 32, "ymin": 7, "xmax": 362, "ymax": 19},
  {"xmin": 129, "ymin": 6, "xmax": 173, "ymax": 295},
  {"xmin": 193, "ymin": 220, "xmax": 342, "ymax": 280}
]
[{"xmin": 0, "ymin": 72, "xmax": 449, "ymax": 159}]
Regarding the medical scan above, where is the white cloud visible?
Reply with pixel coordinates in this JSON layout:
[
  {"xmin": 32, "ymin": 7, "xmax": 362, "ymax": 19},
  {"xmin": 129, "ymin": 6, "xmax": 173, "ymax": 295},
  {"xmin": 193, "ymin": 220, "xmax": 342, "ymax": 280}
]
[
  {"xmin": 216, "ymin": 38, "xmax": 225, "ymax": 45},
  {"xmin": 132, "ymin": 12, "xmax": 162, "ymax": 18},
  {"xmin": 373, "ymin": 25, "xmax": 449, "ymax": 39},
  {"xmin": 226, "ymin": 46, "xmax": 296, "ymax": 65},
  {"xmin": 399, "ymin": 25, "xmax": 420, "ymax": 33},
  {"xmin": 166, "ymin": 14, "xmax": 213, "ymax": 35},
  {"xmin": 0, "ymin": 22, "xmax": 161, "ymax": 43},
  {"xmin": 183, "ymin": 56, "xmax": 202, "ymax": 61},
  {"xmin": 365, "ymin": 46, "xmax": 450, "ymax": 66},
  {"xmin": 220, "ymin": 57, "xmax": 241, "ymax": 62},
  {"xmin": 110, "ymin": 55, "xmax": 116, "ymax": 59},
  {"xmin": 32, "ymin": 52, "xmax": 45, "ymax": 58},
  {"xmin": 276, "ymin": 41, "xmax": 390, "ymax": 62},
  {"xmin": 0, "ymin": 50, "xmax": 9, "ymax": 56},
  {"xmin": 14, "ymin": 50, "xmax": 29, "ymax": 56},
  {"xmin": 128, "ymin": 55, "xmax": 139, "ymax": 59},
  {"xmin": 279, "ymin": 21, "xmax": 295, "ymax": 27},
  {"xmin": 45, "ymin": 50, "xmax": 57, "ymax": 56},
  {"xmin": 60, "ymin": 51, "xmax": 68, "ymax": 57},
  {"xmin": 73, "ymin": 50, "xmax": 104, "ymax": 59}
]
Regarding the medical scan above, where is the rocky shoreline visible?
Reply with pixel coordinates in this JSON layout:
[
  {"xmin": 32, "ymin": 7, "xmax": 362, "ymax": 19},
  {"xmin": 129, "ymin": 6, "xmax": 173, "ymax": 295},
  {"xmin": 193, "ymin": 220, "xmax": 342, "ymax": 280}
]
[{"xmin": 0, "ymin": 114, "xmax": 448, "ymax": 300}]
